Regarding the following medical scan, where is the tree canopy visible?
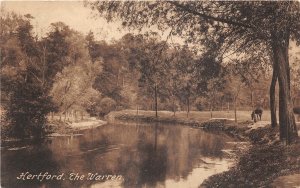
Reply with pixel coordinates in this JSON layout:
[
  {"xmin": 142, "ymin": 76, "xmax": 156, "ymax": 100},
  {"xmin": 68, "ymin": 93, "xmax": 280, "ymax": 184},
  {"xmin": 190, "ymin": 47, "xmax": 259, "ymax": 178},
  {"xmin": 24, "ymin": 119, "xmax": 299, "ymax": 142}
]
[{"xmin": 89, "ymin": 1, "xmax": 300, "ymax": 143}]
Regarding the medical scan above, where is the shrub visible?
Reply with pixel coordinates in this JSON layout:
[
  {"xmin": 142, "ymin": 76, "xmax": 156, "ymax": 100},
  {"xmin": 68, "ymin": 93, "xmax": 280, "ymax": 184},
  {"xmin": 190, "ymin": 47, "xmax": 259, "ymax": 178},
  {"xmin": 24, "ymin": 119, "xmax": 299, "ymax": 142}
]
[
  {"xmin": 195, "ymin": 97, "xmax": 206, "ymax": 111},
  {"xmin": 6, "ymin": 81, "xmax": 56, "ymax": 138},
  {"xmin": 99, "ymin": 97, "xmax": 117, "ymax": 116}
]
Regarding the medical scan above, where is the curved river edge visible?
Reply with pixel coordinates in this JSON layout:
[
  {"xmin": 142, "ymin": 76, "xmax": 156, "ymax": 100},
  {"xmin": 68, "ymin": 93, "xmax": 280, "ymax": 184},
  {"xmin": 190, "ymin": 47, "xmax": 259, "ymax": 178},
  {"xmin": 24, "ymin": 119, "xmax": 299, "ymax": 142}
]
[
  {"xmin": 1, "ymin": 118, "xmax": 107, "ymax": 141},
  {"xmin": 46, "ymin": 118, "xmax": 107, "ymax": 137},
  {"xmin": 107, "ymin": 111, "xmax": 300, "ymax": 188}
]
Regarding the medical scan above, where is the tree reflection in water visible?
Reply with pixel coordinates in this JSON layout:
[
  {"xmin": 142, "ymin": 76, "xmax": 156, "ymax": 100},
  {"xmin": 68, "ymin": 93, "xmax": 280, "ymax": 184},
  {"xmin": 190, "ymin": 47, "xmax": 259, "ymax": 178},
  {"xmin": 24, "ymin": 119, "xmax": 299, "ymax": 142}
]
[
  {"xmin": 1, "ymin": 140, "xmax": 62, "ymax": 188},
  {"xmin": 1, "ymin": 122, "xmax": 235, "ymax": 188}
]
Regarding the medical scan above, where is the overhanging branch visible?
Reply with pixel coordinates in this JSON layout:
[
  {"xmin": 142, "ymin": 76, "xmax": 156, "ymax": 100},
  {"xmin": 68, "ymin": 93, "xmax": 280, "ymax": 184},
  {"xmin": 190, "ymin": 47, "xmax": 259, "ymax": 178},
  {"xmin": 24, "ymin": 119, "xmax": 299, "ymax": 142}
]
[{"xmin": 168, "ymin": 1, "xmax": 253, "ymax": 29}]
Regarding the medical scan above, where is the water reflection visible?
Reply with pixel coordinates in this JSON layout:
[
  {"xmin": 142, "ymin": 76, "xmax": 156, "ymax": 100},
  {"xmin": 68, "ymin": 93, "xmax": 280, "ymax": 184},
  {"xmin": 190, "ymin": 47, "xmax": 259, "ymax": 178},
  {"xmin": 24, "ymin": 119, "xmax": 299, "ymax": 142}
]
[{"xmin": 1, "ymin": 122, "xmax": 235, "ymax": 188}]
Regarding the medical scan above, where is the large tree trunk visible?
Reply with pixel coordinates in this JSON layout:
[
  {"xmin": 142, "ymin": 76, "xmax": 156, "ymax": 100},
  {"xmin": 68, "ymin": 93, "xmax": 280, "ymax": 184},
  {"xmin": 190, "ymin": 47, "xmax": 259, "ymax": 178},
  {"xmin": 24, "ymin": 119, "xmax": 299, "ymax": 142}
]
[
  {"xmin": 270, "ymin": 59, "xmax": 278, "ymax": 128},
  {"xmin": 272, "ymin": 39, "xmax": 298, "ymax": 144}
]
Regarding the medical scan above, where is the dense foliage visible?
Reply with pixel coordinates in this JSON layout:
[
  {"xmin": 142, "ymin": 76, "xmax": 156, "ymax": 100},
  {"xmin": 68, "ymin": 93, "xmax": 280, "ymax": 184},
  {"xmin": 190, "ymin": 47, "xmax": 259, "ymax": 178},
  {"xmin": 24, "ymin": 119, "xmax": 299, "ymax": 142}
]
[
  {"xmin": 1, "ymin": 5, "xmax": 299, "ymax": 140},
  {"xmin": 88, "ymin": 1, "xmax": 300, "ymax": 143}
]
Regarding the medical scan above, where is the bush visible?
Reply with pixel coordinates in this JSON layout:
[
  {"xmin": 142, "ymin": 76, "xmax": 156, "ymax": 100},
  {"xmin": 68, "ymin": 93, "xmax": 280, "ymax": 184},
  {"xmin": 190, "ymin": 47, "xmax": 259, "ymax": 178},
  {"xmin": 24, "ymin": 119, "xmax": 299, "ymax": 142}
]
[
  {"xmin": 161, "ymin": 102, "xmax": 179, "ymax": 112},
  {"xmin": 86, "ymin": 96, "xmax": 102, "ymax": 116},
  {"xmin": 195, "ymin": 97, "xmax": 206, "ymax": 111},
  {"xmin": 99, "ymin": 97, "xmax": 117, "ymax": 116},
  {"xmin": 6, "ymin": 81, "xmax": 56, "ymax": 138}
]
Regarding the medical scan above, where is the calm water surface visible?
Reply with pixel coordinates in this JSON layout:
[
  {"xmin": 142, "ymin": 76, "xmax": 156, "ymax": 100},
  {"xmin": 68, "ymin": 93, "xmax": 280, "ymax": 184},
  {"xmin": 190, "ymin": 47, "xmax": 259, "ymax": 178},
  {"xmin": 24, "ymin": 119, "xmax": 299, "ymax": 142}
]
[{"xmin": 1, "ymin": 122, "xmax": 236, "ymax": 188}]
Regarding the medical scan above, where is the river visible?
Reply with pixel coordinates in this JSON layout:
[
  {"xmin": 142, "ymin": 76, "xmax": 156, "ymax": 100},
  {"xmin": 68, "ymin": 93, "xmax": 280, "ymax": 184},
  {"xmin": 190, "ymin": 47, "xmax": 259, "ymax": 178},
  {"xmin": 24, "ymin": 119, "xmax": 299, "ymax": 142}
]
[{"xmin": 1, "ymin": 122, "xmax": 238, "ymax": 188}]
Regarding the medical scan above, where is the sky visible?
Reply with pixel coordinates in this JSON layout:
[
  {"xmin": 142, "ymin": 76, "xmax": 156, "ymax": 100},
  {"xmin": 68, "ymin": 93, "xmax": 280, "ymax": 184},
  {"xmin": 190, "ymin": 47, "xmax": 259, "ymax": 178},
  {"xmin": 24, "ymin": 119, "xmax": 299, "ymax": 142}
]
[{"xmin": 1, "ymin": 1, "xmax": 131, "ymax": 41}]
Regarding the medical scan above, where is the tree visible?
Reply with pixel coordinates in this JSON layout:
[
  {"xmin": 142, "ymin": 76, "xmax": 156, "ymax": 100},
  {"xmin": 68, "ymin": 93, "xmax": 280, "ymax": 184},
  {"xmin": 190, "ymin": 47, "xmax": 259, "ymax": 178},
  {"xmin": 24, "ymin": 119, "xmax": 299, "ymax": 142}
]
[
  {"xmin": 89, "ymin": 1, "xmax": 300, "ymax": 144},
  {"xmin": 222, "ymin": 71, "xmax": 246, "ymax": 123},
  {"xmin": 1, "ymin": 12, "xmax": 56, "ymax": 138},
  {"xmin": 50, "ymin": 30, "xmax": 102, "ymax": 119},
  {"xmin": 99, "ymin": 97, "xmax": 117, "ymax": 116},
  {"xmin": 206, "ymin": 78, "xmax": 225, "ymax": 119},
  {"xmin": 85, "ymin": 31, "xmax": 99, "ymax": 63},
  {"xmin": 117, "ymin": 33, "xmax": 145, "ymax": 112},
  {"xmin": 168, "ymin": 45, "xmax": 197, "ymax": 117},
  {"xmin": 89, "ymin": 39, "xmax": 127, "ymax": 106},
  {"xmin": 137, "ymin": 34, "xmax": 171, "ymax": 117},
  {"xmin": 7, "ymin": 81, "xmax": 55, "ymax": 138},
  {"xmin": 117, "ymin": 32, "xmax": 172, "ymax": 117},
  {"xmin": 290, "ymin": 47, "xmax": 300, "ymax": 106},
  {"xmin": 41, "ymin": 22, "xmax": 80, "ymax": 89}
]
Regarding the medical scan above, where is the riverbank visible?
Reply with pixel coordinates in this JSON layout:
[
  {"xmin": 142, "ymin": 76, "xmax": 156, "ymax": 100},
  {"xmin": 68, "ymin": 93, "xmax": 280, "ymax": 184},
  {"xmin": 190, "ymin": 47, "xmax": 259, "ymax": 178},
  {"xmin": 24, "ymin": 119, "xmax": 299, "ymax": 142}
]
[
  {"xmin": 201, "ymin": 125, "xmax": 300, "ymax": 187},
  {"xmin": 0, "ymin": 117, "xmax": 107, "ymax": 141},
  {"xmin": 108, "ymin": 110, "xmax": 255, "ymax": 140},
  {"xmin": 108, "ymin": 110, "xmax": 300, "ymax": 187},
  {"xmin": 46, "ymin": 117, "xmax": 107, "ymax": 136},
  {"xmin": 108, "ymin": 109, "xmax": 278, "ymax": 123}
]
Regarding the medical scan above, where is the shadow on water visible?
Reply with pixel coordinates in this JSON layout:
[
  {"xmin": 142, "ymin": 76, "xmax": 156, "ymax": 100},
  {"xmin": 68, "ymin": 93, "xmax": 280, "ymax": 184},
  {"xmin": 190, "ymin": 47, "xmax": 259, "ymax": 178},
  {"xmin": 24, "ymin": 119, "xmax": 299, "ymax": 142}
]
[
  {"xmin": 1, "ymin": 121, "xmax": 236, "ymax": 188},
  {"xmin": 1, "ymin": 140, "xmax": 62, "ymax": 188}
]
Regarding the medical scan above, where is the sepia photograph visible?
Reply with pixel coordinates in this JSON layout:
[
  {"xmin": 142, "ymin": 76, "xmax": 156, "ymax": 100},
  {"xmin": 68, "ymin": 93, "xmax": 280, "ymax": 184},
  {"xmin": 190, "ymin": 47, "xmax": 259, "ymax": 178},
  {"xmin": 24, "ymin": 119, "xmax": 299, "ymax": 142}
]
[{"xmin": 1, "ymin": 1, "xmax": 300, "ymax": 188}]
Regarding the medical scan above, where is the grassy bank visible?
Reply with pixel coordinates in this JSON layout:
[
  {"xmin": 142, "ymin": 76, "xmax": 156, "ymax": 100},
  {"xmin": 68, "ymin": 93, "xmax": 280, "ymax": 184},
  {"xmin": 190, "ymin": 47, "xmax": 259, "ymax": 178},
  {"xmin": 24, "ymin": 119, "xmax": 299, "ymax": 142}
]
[
  {"xmin": 108, "ymin": 109, "xmax": 272, "ymax": 122},
  {"xmin": 201, "ymin": 125, "xmax": 300, "ymax": 188},
  {"xmin": 108, "ymin": 110, "xmax": 262, "ymax": 140},
  {"xmin": 108, "ymin": 110, "xmax": 300, "ymax": 187}
]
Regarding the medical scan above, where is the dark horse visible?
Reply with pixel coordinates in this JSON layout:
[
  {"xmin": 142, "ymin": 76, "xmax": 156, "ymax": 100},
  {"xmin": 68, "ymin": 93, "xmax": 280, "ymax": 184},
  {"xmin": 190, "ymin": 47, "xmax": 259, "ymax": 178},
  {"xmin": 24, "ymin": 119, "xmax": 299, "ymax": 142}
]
[{"xmin": 251, "ymin": 108, "xmax": 263, "ymax": 122}]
